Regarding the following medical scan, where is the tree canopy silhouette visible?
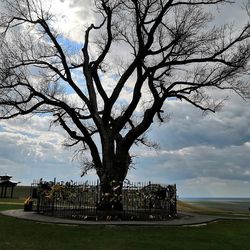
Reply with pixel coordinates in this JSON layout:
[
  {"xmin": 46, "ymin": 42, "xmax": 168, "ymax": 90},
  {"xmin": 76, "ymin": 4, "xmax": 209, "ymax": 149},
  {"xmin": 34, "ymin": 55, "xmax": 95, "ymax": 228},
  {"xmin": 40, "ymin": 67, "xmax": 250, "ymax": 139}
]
[{"xmin": 1, "ymin": 0, "xmax": 250, "ymax": 209}]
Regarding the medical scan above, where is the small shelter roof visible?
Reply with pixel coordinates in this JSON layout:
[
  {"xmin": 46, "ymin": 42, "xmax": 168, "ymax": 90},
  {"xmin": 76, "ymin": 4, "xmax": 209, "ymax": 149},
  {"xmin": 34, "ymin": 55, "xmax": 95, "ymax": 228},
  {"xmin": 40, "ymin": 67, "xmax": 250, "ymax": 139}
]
[
  {"xmin": 0, "ymin": 180, "xmax": 18, "ymax": 186},
  {"xmin": 0, "ymin": 174, "xmax": 19, "ymax": 198},
  {"xmin": 0, "ymin": 175, "xmax": 18, "ymax": 186},
  {"xmin": 0, "ymin": 175, "xmax": 12, "ymax": 181}
]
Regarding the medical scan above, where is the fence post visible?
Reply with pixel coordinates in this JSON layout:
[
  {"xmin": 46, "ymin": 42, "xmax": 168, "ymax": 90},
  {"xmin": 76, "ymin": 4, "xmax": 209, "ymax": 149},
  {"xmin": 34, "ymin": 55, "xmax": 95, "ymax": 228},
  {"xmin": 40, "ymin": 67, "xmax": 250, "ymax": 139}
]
[{"xmin": 35, "ymin": 179, "xmax": 177, "ymax": 220}]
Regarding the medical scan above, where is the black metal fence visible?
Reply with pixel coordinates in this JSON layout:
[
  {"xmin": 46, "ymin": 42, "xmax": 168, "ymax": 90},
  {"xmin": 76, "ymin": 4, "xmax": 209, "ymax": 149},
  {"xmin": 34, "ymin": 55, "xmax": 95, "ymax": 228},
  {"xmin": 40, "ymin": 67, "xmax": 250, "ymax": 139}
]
[{"xmin": 31, "ymin": 179, "xmax": 177, "ymax": 221}]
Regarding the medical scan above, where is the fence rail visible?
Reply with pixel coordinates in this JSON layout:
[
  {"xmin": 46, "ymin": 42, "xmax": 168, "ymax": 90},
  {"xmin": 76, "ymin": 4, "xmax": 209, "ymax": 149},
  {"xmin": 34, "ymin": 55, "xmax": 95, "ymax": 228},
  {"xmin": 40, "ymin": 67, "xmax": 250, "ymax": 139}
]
[{"xmin": 31, "ymin": 179, "xmax": 177, "ymax": 221}]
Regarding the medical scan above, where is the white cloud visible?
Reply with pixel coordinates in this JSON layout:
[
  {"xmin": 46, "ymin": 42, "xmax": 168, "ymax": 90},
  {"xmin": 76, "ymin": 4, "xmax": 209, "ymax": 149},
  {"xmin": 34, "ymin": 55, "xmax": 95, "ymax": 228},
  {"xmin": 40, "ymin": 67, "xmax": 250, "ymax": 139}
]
[
  {"xmin": 0, "ymin": 115, "xmax": 85, "ymax": 184},
  {"xmin": 43, "ymin": 0, "xmax": 95, "ymax": 43},
  {"xmin": 177, "ymin": 177, "xmax": 250, "ymax": 197},
  {"xmin": 127, "ymin": 90, "xmax": 250, "ymax": 196}
]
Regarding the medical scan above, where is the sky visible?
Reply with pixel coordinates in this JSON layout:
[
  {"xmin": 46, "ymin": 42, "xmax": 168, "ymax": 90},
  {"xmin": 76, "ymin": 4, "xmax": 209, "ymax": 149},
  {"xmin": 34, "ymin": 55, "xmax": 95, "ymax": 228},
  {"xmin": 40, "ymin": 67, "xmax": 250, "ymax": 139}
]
[{"xmin": 0, "ymin": 0, "xmax": 250, "ymax": 198}]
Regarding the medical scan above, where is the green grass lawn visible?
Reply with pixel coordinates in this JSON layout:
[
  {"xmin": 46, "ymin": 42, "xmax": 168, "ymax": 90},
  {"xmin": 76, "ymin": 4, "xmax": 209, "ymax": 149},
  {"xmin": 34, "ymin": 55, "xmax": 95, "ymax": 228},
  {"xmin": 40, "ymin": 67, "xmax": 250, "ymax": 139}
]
[
  {"xmin": 0, "ymin": 188, "xmax": 250, "ymax": 249},
  {"xmin": 0, "ymin": 203, "xmax": 250, "ymax": 250},
  {"xmin": 12, "ymin": 185, "xmax": 31, "ymax": 200},
  {"xmin": 0, "ymin": 185, "xmax": 30, "ymax": 200},
  {"xmin": 0, "ymin": 204, "xmax": 23, "ymax": 211},
  {"xmin": 0, "ymin": 214, "xmax": 250, "ymax": 250}
]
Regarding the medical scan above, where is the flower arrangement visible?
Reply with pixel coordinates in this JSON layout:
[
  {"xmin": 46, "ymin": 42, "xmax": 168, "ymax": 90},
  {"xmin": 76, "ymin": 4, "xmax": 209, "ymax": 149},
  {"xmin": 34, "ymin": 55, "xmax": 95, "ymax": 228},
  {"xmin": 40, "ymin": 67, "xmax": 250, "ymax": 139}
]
[
  {"xmin": 37, "ymin": 181, "xmax": 76, "ymax": 202},
  {"xmin": 24, "ymin": 196, "xmax": 33, "ymax": 211}
]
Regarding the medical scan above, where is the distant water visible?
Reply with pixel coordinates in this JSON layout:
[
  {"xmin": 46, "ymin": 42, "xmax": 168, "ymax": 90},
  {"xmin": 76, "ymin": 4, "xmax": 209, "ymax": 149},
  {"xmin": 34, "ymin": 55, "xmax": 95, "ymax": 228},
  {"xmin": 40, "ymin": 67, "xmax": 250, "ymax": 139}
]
[
  {"xmin": 180, "ymin": 197, "xmax": 250, "ymax": 212},
  {"xmin": 181, "ymin": 197, "xmax": 250, "ymax": 201}
]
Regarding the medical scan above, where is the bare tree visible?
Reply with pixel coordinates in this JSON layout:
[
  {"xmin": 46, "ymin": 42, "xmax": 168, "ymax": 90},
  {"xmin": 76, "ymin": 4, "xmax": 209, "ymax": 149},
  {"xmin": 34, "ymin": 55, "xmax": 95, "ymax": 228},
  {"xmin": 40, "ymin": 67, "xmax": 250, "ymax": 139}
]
[{"xmin": 1, "ymin": 0, "xmax": 250, "ymax": 210}]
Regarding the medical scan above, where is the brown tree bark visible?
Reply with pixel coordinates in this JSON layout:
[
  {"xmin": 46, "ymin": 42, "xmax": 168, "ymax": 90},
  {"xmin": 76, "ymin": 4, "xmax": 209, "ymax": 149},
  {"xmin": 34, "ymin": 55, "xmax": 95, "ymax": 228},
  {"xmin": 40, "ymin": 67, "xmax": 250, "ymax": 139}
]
[{"xmin": 97, "ymin": 147, "xmax": 131, "ymax": 212}]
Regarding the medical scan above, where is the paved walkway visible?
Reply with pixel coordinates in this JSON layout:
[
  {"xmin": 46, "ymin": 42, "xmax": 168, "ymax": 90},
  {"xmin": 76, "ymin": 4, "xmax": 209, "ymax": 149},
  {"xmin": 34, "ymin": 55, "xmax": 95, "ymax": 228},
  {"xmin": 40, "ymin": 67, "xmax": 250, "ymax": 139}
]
[{"xmin": 1, "ymin": 209, "xmax": 249, "ymax": 226}]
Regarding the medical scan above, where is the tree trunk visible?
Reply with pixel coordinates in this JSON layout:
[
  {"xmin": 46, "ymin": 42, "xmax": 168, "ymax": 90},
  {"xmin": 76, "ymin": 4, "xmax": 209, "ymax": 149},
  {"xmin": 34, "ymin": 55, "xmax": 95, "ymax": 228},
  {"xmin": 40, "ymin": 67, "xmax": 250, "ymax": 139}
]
[
  {"xmin": 97, "ymin": 175, "xmax": 123, "ymax": 212},
  {"xmin": 96, "ymin": 150, "xmax": 131, "ymax": 214}
]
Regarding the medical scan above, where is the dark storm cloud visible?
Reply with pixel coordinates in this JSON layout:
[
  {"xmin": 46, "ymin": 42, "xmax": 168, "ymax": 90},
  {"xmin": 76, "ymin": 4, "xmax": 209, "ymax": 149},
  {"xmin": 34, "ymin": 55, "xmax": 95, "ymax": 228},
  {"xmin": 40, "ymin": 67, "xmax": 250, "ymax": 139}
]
[
  {"xmin": 149, "ymin": 94, "xmax": 250, "ymax": 150},
  {"xmin": 131, "ymin": 93, "xmax": 250, "ymax": 190}
]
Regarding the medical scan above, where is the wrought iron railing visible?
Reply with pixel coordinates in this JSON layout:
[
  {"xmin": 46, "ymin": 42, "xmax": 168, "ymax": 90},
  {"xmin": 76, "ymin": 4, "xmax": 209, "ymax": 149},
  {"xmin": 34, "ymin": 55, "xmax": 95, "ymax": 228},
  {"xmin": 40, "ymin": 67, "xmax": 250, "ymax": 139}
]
[{"xmin": 31, "ymin": 179, "xmax": 177, "ymax": 221}]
